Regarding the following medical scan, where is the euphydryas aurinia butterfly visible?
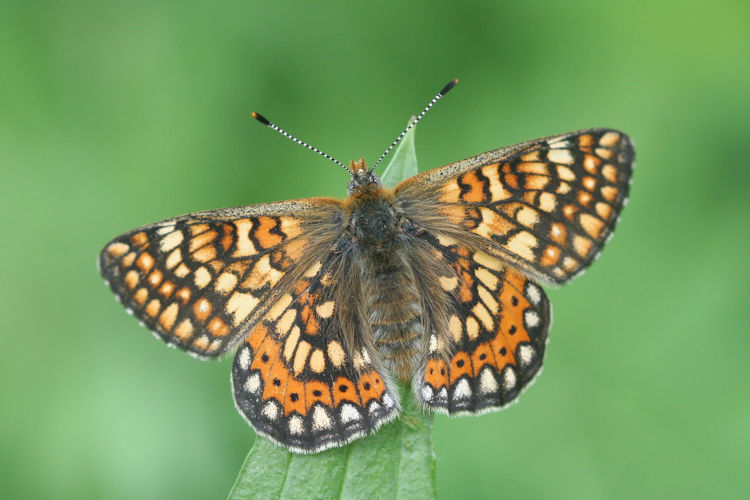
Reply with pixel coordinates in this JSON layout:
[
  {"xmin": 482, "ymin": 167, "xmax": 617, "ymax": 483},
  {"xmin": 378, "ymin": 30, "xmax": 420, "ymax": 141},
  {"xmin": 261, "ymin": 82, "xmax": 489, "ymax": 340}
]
[{"xmin": 99, "ymin": 80, "xmax": 634, "ymax": 453}]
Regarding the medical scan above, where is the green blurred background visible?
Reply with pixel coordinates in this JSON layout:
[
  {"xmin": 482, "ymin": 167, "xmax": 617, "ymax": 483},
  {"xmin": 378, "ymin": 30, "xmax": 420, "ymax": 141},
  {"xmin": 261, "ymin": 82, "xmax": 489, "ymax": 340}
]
[{"xmin": 2, "ymin": 1, "xmax": 748, "ymax": 498}]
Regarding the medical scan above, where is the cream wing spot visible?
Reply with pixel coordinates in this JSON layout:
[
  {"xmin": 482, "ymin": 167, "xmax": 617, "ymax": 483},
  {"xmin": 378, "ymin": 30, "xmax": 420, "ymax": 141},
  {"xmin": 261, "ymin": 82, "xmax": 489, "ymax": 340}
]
[
  {"xmin": 137, "ymin": 253, "xmax": 155, "ymax": 272},
  {"xmin": 174, "ymin": 319, "xmax": 194, "ymax": 340},
  {"xmin": 193, "ymin": 266, "xmax": 211, "ymax": 288},
  {"xmin": 437, "ymin": 387, "xmax": 448, "ymax": 403},
  {"xmin": 238, "ymin": 347, "xmax": 251, "ymax": 370},
  {"xmin": 538, "ymin": 192, "xmax": 557, "ymax": 212},
  {"xmin": 327, "ymin": 340, "xmax": 345, "ymax": 368},
  {"xmin": 477, "ymin": 285, "xmax": 499, "ymax": 315},
  {"xmin": 449, "ymin": 315, "xmax": 463, "ymax": 342},
  {"xmin": 245, "ymin": 373, "xmax": 261, "ymax": 394},
  {"xmin": 289, "ymin": 415, "xmax": 304, "ymax": 436},
  {"xmin": 120, "ymin": 252, "xmax": 136, "ymax": 268},
  {"xmin": 353, "ymin": 352, "xmax": 366, "ymax": 370},
  {"xmin": 524, "ymin": 310, "xmax": 540, "ymax": 328},
  {"xmin": 436, "ymin": 234, "xmax": 458, "ymax": 246},
  {"xmin": 226, "ymin": 291, "xmax": 260, "ymax": 326},
  {"xmin": 466, "ymin": 316, "xmax": 480, "ymax": 340},
  {"xmin": 548, "ymin": 148, "xmax": 574, "ymax": 165},
  {"xmin": 106, "ymin": 242, "xmax": 130, "ymax": 257},
  {"xmin": 156, "ymin": 224, "xmax": 176, "ymax": 235},
  {"xmin": 266, "ymin": 294, "xmax": 293, "ymax": 321},
  {"xmin": 192, "ymin": 245, "xmax": 217, "ymax": 263},
  {"xmin": 158, "ymin": 302, "xmax": 179, "ymax": 331},
  {"xmin": 165, "ymin": 248, "xmax": 182, "ymax": 269},
  {"xmin": 479, "ymin": 368, "xmax": 499, "ymax": 394},
  {"xmin": 506, "ymin": 231, "xmax": 538, "ymax": 261},
  {"xmin": 232, "ymin": 219, "xmax": 257, "ymax": 257},
  {"xmin": 382, "ymin": 392, "xmax": 395, "ymax": 409},
  {"xmin": 516, "ymin": 206, "xmax": 539, "ymax": 227},
  {"xmin": 312, "ymin": 406, "xmax": 332, "ymax": 430},
  {"xmin": 262, "ymin": 400, "xmax": 279, "ymax": 421},
  {"xmin": 133, "ymin": 287, "xmax": 148, "ymax": 305},
  {"xmin": 599, "ymin": 131, "xmax": 621, "ymax": 147},
  {"xmin": 526, "ymin": 283, "xmax": 542, "ymax": 305},
  {"xmin": 429, "ymin": 335, "xmax": 438, "ymax": 352},
  {"xmin": 503, "ymin": 367, "xmax": 517, "ymax": 390},
  {"xmin": 147, "ymin": 269, "xmax": 163, "ymax": 287},
  {"xmin": 160, "ymin": 231, "xmax": 184, "ymax": 252},
  {"xmin": 174, "ymin": 263, "xmax": 190, "ymax": 278},
  {"xmin": 124, "ymin": 270, "xmax": 140, "ymax": 290},
  {"xmin": 309, "ymin": 349, "xmax": 325, "ymax": 373},
  {"xmin": 215, "ymin": 272, "xmax": 238, "ymax": 294},
  {"xmin": 453, "ymin": 379, "xmax": 472, "ymax": 400},
  {"xmin": 340, "ymin": 404, "xmax": 361, "ymax": 423},
  {"xmin": 573, "ymin": 235, "xmax": 593, "ymax": 258},
  {"xmin": 315, "ymin": 301, "xmax": 335, "ymax": 318},
  {"xmin": 192, "ymin": 335, "xmax": 209, "ymax": 350},
  {"xmin": 548, "ymin": 139, "xmax": 571, "ymax": 148},
  {"xmin": 473, "ymin": 251, "xmax": 504, "ymax": 271},
  {"xmin": 277, "ymin": 309, "xmax": 297, "ymax": 337},
  {"xmin": 293, "ymin": 341, "xmax": 311, "ymax": 375},
  {"xmin": 596, "ymin": 147, "xmax": 615, "ymax": 160},
  {"xmin": 481, "ymin": 164, "xmax": 512, "ymax": 200},
  {"xmin": 475, "ymin": 268, "xmax": 499, "ymax": 290},
  {"xmin": 518, "ymin": 344, "xmax": 535, "ymax": 367},
  {"xmin": 439, "ymin": 275, "xmax": 459, "ymax": 292},
  {"xmin": 368, "ymin": 401, "xmax": 382, "ymax": 415},
  {"xmin": 303, "ymin": 261, "xmax": 322, "ymax": 277},
  {"xmin": 145, "ymin": 299, "xmax": 161, "ymax": 318},
  {"xmin": 472, "ymin": 301, "xmax": 494, "ymax": 331},
  {"xmin": 557, "ymin": 165, "xmax": 576, "ymax": 181},
  {"xmin": 283, "ymin": 326, "xmax": 301, "ymax": 362}
]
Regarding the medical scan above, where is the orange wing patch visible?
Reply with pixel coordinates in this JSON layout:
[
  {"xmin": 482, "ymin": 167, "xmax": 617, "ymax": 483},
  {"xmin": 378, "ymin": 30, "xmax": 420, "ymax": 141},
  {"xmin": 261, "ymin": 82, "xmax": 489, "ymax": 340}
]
[
  {"xmin": 99, "ymin": 205, "xmax": 326, "ymax": 358},
  {"xmin": 232, "ymin": 254, "xmax": 399, "ymax": 454},
  {"xmin": 416, "ymin": 237, "xmax": 550, "ymax": 414}
]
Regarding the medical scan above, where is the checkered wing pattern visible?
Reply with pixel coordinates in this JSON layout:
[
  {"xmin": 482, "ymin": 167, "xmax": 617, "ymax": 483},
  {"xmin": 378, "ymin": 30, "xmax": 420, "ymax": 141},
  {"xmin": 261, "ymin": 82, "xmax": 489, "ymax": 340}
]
[
  {"xmin": 232, "ymin": 250, "xmax": 399, "ymax": 453},
  {"xmin": 397, "ymin": 129, "xmax": 634, "ymax": 284},
  {"xmin": 413, "ymin": 233, "xmax": 550, "ymax": 413},
  {"xmin": 98, "ymin": 199, "xmax": 342, "ymax": 358}
]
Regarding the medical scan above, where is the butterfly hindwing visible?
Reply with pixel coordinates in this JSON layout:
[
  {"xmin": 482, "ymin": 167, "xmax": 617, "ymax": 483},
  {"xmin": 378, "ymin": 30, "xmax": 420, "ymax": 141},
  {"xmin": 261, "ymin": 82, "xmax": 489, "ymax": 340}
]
[
  {"xmin": 413, "ymin": 233, "xmax": 550, "ymax": 414},
  {"xmin": 396, "ymin": 129, "xmax": 634, "ymax": 284},
  {"xmin": 98, "ymin": 199, "xmax": 342, "ymax": 358},
  {"xmin": 232, "ymin": 250, "xmax": 400, "ymax": 453}
]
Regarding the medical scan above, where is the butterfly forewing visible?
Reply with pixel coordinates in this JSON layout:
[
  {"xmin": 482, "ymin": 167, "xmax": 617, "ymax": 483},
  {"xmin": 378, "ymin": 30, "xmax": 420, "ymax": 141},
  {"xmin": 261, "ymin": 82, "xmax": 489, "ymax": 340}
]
[
  {"xmin": 98, "ymin": 199, "xmax": 342, "ymax": 358},
  {"xmin": 396, "ymin": 129, "xmax": 634, "ymax": 284}
]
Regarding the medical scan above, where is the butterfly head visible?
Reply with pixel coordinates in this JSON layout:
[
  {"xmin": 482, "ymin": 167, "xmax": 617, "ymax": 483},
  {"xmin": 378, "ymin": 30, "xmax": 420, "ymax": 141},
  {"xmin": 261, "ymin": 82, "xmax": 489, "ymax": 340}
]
[{"xmin": 347, "ymin": 157, "xmax": 383, "ymax": 195}]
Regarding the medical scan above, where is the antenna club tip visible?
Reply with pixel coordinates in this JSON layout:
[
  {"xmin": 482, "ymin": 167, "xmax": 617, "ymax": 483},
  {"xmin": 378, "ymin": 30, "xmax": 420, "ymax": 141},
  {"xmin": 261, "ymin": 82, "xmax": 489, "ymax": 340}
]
[
  {"xmin": 440, "ymin": 79, "xmax": 459, "ymax": 95},
  {"xmin": 251, "ymin": 111, "xmax": 270, "ymax": 125}
]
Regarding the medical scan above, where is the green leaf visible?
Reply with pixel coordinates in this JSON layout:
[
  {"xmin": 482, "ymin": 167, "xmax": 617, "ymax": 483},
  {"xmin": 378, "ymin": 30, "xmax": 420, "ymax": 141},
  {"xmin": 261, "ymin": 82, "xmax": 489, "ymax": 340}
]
[
  {"xmin": 379, "ymin": 117, "xmax": 419, "ymax": 188},
  {"xmin": 227, "ymin": 122, "xmax": 435, "ymax": 500}
]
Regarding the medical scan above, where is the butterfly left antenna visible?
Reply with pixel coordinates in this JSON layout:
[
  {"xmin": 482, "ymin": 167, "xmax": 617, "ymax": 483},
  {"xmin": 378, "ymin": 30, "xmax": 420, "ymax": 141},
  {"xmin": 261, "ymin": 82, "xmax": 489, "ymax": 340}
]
[
  {"xmin": 251, "ymin": 112, "xmax": 352, "ymax": 174},
  {"xmin": 370, "ymin": 78, "xmax": 458, "ymax": 172}
]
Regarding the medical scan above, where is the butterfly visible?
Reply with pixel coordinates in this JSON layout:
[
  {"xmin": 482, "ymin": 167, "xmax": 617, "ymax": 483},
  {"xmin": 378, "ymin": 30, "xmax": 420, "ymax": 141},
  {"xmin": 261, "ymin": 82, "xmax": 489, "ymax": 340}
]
[{"xmin": 99, "ymin": 80, "xmax": 634, "ymax": 453}]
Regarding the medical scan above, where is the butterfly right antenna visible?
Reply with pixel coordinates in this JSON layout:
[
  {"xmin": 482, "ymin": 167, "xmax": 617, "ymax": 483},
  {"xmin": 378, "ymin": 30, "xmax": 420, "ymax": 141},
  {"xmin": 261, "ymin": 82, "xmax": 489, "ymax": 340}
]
[{"xmin": 370, "ymin": 79, "xmax": 458, "ymax": 172}]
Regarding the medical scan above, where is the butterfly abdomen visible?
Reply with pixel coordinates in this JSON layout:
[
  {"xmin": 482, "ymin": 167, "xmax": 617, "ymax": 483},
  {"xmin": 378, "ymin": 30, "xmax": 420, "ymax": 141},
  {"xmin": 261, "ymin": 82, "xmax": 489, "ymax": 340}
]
[{"xmin": 366, "ymin": 255, "xmax": 424, "ymax": 381}]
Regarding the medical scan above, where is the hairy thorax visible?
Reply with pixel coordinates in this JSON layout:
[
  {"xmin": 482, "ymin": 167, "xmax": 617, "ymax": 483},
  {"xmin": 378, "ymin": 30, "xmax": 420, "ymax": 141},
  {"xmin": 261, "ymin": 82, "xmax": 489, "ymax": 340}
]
[{"xmin": 344, "ymin": 184, "xmax": 424, "ymax": 381}]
